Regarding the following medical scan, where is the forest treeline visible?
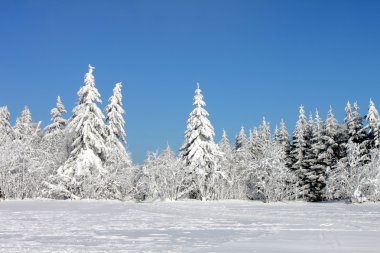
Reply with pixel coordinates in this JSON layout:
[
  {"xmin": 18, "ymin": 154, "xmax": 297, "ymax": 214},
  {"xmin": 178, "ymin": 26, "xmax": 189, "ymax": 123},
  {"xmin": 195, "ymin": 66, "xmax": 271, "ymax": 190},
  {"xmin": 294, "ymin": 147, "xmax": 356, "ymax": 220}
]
[{"xmin": 0, "ymin": 65, "xmax": 379, "ymax": 203}]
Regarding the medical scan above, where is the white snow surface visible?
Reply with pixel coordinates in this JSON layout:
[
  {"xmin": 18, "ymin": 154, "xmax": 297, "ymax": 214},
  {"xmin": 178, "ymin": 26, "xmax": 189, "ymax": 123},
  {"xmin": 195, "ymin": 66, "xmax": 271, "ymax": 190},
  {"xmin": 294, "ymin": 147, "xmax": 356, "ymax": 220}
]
[{"xmin": 0, "ymin": 200, "xmax": 379, "ymax": 252}]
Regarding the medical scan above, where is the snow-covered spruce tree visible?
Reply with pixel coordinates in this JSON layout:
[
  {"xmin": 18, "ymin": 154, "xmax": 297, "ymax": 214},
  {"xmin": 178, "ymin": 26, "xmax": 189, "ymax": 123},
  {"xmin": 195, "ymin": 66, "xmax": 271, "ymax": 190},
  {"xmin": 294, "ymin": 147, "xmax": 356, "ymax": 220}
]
[
  {"xmin": 351, "ymin": 102, "xmax": 371, "ymax": 164},
  {"xmin": 274, "ymin": 125, "xmax": 279, "ymax": 141},
  {"xmin": 232, "ymin": 126, "xmax": 251, "ymax": 199},
  {"xmin": 41, "ymin": 96, "xmax": 69, "ymax": 179},
  {"xmin": 259, "ymin": 117, "xmax": 271, "ymax": 143},
  {"xmin": 219, "ymin": 129, "xmax": 232, "ymax": 156},
  {"xmin": 105, "ymin": 82, "xmax": 126, "ymax": 144},
  {"xmin": 325, "ymin": 106, "xmax": 339, "ymax": 144},
  {"xmin": 245, "ymin": 118, "xmax": 273, "ymax": 199},
  {"xmin": 45, "ymin": 96, "xmax": 67, "ymax": 134},
  {"xmin": 56, "ymin": 64, "xmax": 108, "ymax": 199},
  {"xmin": 308, "ymin": 112, "xmax": 314, "ymax": 138},
  {"xmin": 308, "ymin": 107, "xmax": 339, "ymax": 201},
  {"xmin": 365, "ymin": 99, "xmax": 380, "ymax": 149},
  {"xmin": 234, "ymin": 126, "xmax": 248, "ymax": 151},
  {"xmin": 46, "ymin": 96, "xmax": 67, "ymax": 134},
  {"xmin": 289, "ymin": 105, "xmax": 309, "ymax": 199},
  {"xmin": 217, "ymin": 130, "xmax": 235, "ymax": 199},
  {"xmin": 291, "ymin": 110, "xmax": 316, "ymax": 201},
  {"xmin": 274, "ymin": 119, "xmax": 290, "ymax": 147},
  {"xmin": 345, "ymin": 101, "xmax": 353, "ymax": 125},
  {"xmin": 318, "ymin": 107, "xmax": 339, "ymax": 160},
  {"xmin": 351, "ymin": 102, "xmax": 366, "ymax": 143},
  {"xmin": 0, "ymin": 106, "xmax": 14, "ymax": 143},
  {"xmin": 0, "ymin": 107, "xmax": 14, "ymax": 198},
  {"xmin": 308, "ymin": 110, "xmax": 323, "ymax": 163},
  {"xmin": 342, "ymin": 101, "xmax": 354, "ymax": 144},
  {"xmin": 336, "ymin": 102, "xmax": 354, "ymax": 162},
  {"xmin": 14, "ymin": 106, "xmax": 39, "ymax": 138},
  {"xmin": 274, "ymin": 119, "xmax": 291, "ymax": 167},
  {"xmin": 334, "ymin": 101, "xmax": 359, "ymax": 184},
  {"xmin": 248, "ymin": 128, "xmax": 258, "ymax": 158},
  {"xmin": 100, "ymin": 82, "xmax": 132, "ymax": 199},
  {"xmin": 13, "ymin": 106, "xmax": 42, "ymax": 143},
  {"xmin": 234, "ymin": 126, "xmax": 250, "ymax": 162},
  {"xmin": 255, "ymin": 117, "xmax": 271, "ymax": 159},
  {"xmin": 303, "ymin": 109, "xmax": 328, "ymax": 201},
  {"xmin": 289, "ymin": 106, "xmax": 308, "ymax": 171},
  {"xmin": 299, "ymin": 111, "xmax": 315, "ymax": 200},
  {"xmin": 180, "ymin": 82, "xmax": 222, "ymax": 201},
  {"xmin": 104, "ymin": 82, "xmax": 132, "ymax": 169}
]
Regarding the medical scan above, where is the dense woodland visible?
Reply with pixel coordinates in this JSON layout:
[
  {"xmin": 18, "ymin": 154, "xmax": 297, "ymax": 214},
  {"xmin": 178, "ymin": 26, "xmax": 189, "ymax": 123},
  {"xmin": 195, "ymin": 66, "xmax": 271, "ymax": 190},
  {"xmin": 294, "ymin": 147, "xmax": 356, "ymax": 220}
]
[{"xmin": 0, "ymin": 65, "xmax": 379, "ymax": 203}]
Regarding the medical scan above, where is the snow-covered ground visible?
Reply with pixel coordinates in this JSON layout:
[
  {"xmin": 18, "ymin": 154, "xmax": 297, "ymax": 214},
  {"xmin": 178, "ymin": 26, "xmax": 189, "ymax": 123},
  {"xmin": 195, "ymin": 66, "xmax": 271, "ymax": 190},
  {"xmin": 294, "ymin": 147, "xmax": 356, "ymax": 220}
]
[{"xmin": 0, "ymin": 200, "xmax": 380, "ymax": 252}]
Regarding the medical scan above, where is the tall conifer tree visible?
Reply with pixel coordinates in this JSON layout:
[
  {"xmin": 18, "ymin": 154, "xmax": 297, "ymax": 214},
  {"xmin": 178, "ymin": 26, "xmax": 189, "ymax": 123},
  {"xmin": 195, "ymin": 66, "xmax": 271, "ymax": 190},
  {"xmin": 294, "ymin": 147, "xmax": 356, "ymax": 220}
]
[
  {"xmin": 180, "ymin": 83, "xmax": 220, "ymax": 200},
  {"xmin": 58, "ymin": 65, "xmax": 108, "ymax": 196}
]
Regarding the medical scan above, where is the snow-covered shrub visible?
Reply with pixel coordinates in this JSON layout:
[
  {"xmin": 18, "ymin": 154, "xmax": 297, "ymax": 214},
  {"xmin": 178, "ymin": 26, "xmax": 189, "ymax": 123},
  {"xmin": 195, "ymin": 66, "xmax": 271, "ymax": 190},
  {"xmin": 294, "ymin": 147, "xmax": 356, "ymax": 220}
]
[
  {"xmin": 134, "ymin": 147, "xmax": 186, "ymax": 201},
  {"xmin": 326, "ymin": 141, "xmax": 380, "ymax": 203},
  {"xmin": 246, "ymin": 141, "xmax": 297, "ymax": 202},
  {"xmin": 0, "ymin": 107, "xmax": 53, "ymax": 199}
]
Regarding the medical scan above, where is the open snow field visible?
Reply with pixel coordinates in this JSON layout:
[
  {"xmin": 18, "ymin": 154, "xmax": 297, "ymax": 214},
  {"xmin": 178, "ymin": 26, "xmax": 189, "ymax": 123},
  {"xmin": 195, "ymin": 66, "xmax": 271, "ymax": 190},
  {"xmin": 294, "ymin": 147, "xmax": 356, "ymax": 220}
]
[{"xmin": 0, "ymin": 200, "xmax": 380, "ymax": 252}]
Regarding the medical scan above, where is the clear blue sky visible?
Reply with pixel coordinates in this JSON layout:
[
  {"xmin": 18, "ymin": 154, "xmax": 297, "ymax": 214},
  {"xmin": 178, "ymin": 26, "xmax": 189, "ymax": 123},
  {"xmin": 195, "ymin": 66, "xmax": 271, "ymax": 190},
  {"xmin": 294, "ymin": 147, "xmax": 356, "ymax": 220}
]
[{"xmin": 0, "ymin": 0, "xmax": 379, "ymax": 163}]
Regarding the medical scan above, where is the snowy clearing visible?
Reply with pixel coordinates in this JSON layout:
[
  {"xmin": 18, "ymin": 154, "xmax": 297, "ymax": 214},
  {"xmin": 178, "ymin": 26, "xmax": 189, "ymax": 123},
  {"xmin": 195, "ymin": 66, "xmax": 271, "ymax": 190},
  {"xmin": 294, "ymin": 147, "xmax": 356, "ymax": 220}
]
[{"xmin": 0, "ymin": 200, "xmax": 380, "ymax": 252}]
